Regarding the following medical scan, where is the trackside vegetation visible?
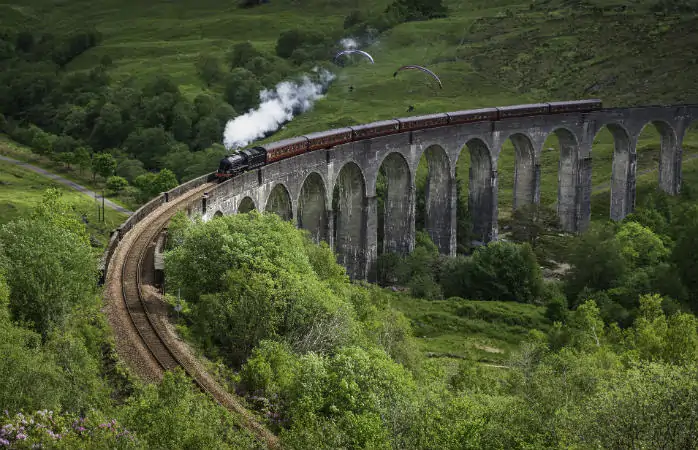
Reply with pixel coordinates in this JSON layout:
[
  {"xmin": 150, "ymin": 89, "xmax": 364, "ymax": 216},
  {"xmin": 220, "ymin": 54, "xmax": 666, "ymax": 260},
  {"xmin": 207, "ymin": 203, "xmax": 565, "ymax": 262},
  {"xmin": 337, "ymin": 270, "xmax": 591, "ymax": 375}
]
[
  {"xmin": 0, "ymin": 190, "xmax": 264, "ymax": 448},
  {"xmin": 161, "ymin": 207, "xmax": 698, "ymax": 449}
]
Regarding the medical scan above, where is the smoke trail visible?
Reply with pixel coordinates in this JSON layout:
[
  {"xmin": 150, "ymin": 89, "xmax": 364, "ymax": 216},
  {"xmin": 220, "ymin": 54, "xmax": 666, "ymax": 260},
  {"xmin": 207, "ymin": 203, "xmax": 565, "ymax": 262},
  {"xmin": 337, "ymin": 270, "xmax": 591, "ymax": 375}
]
[
  {"xmin": 339, "ymin": 37, "xmax": 358, "ymax": 50},
  {"xmin": 222, "ymin": 68, "xmax": 336, "ymax": 150}
]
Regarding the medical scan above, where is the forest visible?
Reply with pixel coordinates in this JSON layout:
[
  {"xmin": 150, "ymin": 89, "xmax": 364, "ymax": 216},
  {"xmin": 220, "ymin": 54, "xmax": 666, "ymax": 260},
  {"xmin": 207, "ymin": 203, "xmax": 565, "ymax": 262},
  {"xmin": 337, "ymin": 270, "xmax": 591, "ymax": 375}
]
[
  {"xmin": 2, "ymin": 185, "xmax": 697, "ymax": 447},
  {"xmin": 2, "ymin": 0, "xmax": 698, "ymax": 447}
]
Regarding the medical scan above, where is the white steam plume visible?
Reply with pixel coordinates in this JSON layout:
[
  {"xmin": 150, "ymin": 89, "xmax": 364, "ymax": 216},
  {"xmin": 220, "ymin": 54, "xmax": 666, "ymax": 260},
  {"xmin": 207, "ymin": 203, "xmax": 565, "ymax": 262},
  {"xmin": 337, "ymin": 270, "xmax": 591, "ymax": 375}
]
[
  {"xmin": 223, "ymin": 68, "xmax": 336, "ymax": 150},
  {"xmin": 340, "ymin": 37, "xmax": 358, "ymax": 50}
]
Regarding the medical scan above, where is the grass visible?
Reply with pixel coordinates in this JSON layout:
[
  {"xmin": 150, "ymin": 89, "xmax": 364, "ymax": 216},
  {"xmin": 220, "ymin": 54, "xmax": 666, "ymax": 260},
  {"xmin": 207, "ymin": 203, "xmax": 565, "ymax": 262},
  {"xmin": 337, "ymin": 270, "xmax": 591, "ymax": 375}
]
[
  {"xmin": 4, "ymin": 0, "xmax": 698, "ymax": 222},
  {"xmin": 0, "ymin": 135, "xmax": 137, "ymax": 211},
  {"xmin": 0, "ymin": 159, "xmax": 128, "ymax": 246},
  {"xmin": 389, "ymin": 293, "xmax": 549, "ymax": 364}
]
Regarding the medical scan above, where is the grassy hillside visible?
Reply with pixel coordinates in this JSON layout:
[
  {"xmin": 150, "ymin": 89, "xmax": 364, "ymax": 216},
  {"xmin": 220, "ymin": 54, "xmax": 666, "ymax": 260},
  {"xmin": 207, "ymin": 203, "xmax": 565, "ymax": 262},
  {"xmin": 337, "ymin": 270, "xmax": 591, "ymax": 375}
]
[
  {"xmin": 390, "ymin": 293, "xmax": 549, "ymax": 363},
  {"xmin": 0, "ymin": 158, "xmax": 127, "ymax": 244},
  {"xmin": 2, "ymin": 0, "xmax": 697, "ymax": 220},
  {"xmin": 5, "ymin": 0, "xmax": 697, "ymax": 116}
]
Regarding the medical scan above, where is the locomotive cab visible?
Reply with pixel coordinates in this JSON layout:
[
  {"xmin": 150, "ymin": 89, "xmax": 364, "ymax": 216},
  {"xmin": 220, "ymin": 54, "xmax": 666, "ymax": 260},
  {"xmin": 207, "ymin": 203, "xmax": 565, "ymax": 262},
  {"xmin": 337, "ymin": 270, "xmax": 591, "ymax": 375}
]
[
  {"xmin": 217, "ymin": 156, "xmax": 234, "ymax": 173},
  {"xmin": 216, "ymin": 154, "xmax": 247, "ymax": 179}
]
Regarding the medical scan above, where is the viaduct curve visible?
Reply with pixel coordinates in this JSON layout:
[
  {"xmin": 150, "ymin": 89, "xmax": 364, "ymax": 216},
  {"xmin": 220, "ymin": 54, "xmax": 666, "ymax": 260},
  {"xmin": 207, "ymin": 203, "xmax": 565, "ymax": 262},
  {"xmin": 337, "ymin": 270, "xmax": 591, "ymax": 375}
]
[{"xmin": 104, "ymin": 102, "xmax": 698, "ymax": 284}]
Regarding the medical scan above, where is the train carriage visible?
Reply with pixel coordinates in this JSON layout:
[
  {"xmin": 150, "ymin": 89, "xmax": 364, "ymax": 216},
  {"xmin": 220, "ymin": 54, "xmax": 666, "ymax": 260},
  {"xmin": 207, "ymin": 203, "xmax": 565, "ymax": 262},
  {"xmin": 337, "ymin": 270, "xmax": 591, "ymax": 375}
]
[
  {"xmin": 497, "ymin": 103, "xmax": 550, "ymax": 119},
  {"xmin": 447, "ymin": 108, "xmax": 499, "ymax": 125},
  {"xmin": 548, "ymin": 99, "xmax": 602, "ymax": 114},
  {"xmin": 398, "ymin": 113, "xmax": 449, "ymax": 131},
  {"xmin": 349, "ymin": 119, "xmax": 401, "ymax": 140},
  {"xmin": 305, "ymin": 128, "xmax": 354, "ymax": 152},
  {"xmin": 265, "ymin": 136, "xmax": 310, "ymax": 163}
]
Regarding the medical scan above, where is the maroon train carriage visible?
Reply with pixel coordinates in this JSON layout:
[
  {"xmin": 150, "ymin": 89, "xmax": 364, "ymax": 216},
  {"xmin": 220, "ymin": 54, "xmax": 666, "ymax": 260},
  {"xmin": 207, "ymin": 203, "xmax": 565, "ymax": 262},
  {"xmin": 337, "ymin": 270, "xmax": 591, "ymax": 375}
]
[
  {"xmin": 349, "ymin": 119, "xmax": 401, "ymax": 140},
  {"xmin": 265, "ymin": 136, "xmax": 310, "ymax": 163},
  {"xmin": 497, "ymin": 103, "xmax": 550, "ymax": 119},
  {"xmin": 548, "ymin": 99, "xmax": 603, "ymax": 114},
  {"xmin": 397, "ymin": 113, "xmax": 450, "ymax": 131},
  {"xmin": 446, "ymin": 108, "xmax": 499, "ymax": 125},
  {"xmin": 305, "ymin": 128, "xmax": 354, "ymax": 152}
]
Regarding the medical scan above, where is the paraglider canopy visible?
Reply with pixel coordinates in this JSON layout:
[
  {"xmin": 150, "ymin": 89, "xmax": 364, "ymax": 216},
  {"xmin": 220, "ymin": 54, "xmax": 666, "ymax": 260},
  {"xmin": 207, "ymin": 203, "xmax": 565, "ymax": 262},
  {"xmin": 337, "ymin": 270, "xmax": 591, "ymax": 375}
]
[
  {"xmin": 393, "ymin": 65, "xmax": 443, "ymax": 89},
  {"xmin": 333, "ymin": 49, "xmax": 375, "ymax": 65}
]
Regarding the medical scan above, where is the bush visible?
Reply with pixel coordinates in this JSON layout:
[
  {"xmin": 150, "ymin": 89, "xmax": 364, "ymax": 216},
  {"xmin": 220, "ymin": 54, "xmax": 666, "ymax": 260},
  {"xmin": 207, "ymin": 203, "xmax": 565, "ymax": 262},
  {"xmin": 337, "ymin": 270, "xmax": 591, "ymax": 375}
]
[
  {"xmin": 384, "ymin": 0, "xmax": 448, "ymax": 22},
  {"xmin": 224, "ymin": 68, "xmax": 262, "ymax": 113},
  {"xmin": 106, "ymin": 175, "xmax": 128, "ymax": 194},
  {"xmin": 468, "ymin": 241, "xmax": 544, "ymax": 304}
]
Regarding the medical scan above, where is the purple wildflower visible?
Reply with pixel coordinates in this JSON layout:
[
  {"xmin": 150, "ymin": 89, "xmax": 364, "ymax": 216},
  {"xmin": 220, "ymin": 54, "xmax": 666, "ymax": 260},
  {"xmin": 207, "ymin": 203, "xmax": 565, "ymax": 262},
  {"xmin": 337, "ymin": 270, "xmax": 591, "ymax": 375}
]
[
  {"xmin": 16, "ymin": 433, "xmax": 27, "ymax": 440},
  {"xmin": 0, "ymin": 438, "xmax": 9, "ymax": 447}
]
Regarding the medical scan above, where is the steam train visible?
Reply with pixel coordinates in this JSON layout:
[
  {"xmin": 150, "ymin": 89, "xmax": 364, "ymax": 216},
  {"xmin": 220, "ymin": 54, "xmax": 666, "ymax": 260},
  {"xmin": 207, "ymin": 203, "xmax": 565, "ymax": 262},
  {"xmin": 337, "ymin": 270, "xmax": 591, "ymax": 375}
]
[{"xmin": 216, "ymin": 99, "xmax": 602, "ymax": 179}]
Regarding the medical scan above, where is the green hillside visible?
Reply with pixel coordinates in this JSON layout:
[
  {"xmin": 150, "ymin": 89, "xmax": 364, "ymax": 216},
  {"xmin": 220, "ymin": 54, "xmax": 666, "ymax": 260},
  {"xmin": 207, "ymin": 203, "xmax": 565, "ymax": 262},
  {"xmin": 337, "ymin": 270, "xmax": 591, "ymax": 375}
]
[
  {"xmin": 0, "ymin": 158, "xmax": 127, "ymax": 243},
  {"xmin": 3, "ymin": 0, "xmax": 696, "ymax": 221}
]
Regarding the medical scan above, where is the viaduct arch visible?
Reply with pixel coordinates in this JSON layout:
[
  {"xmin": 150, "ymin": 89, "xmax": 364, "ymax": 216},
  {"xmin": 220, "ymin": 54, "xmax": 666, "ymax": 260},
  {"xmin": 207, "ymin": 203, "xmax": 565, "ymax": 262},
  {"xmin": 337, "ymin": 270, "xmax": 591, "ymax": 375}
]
[{"xmin": 159, "ymin": 103, "xmax": 698, "ymax": 281}]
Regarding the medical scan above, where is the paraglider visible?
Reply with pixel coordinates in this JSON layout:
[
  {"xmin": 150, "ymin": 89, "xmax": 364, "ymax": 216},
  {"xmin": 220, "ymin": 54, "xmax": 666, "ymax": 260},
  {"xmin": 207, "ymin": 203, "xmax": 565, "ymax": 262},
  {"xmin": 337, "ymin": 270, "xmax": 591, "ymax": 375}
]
[
  {"xmin": 333, "ymin": 49, "xmax": 375, "ymax": 65},
  {"xmin": 393, "ymin": 65, "xmax": 443, "ymax": 89}
]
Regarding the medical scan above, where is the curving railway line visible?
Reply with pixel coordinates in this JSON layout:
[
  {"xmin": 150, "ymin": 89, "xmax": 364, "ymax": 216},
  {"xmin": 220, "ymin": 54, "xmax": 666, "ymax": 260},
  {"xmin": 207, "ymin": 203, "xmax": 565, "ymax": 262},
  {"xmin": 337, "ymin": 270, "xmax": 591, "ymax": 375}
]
[{"xmin": 104, "ymin": 181, "xmax": 279, "ymax": 449}]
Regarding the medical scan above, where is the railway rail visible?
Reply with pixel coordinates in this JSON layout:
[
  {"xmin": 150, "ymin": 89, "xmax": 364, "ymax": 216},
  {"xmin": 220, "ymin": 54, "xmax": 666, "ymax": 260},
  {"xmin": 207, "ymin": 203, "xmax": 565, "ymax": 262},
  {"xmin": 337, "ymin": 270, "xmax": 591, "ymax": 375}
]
[{"xmin": 109, "ymin": 182, "xmax": 279, "ymax": 449}]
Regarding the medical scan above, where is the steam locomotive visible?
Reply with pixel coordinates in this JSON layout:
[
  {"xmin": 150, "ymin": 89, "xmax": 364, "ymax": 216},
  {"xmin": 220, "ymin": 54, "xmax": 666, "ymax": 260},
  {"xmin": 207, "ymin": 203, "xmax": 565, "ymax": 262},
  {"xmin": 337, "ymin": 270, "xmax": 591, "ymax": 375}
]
[{"xmin": 216, "ymin": 99, "xmax": 602, "ymax": 179}]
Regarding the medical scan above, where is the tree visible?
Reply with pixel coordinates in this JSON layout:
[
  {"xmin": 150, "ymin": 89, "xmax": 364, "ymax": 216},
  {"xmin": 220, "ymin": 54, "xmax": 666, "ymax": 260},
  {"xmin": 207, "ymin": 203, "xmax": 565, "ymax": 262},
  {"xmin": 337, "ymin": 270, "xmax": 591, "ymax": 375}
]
[
  {"xmin": 385, "ymin": 0, "xmax": 448, "ymax": 21},
  {"xmin": 0, "ymin": 190, "xmax": 95, "ymax": 338},
  {"xmin": 226, "ymin": 41, "xmax": 261, "ymax": 70},
  {"xmin": 672, "ymin": 212, "xmax": 698, "ymax": 305},
  {"xmin": 171, "ymin": 102, "xmax": 195, "ymax": 142},
  {"xmin": 564, "ymin": 223, "xmax": 627, "ymax": 306},
  {"xmin": 569, "ymin": 300, "xmax": 605, "ymax": 350},
  {"xmin": 123, "ymin": 127, "xmax": 178, "ymax": 170},
  {"xmin": 193, "ymin": 116, "xmax": 222, "ymax": 150},
  {"xmin": 90, "ymin": 102, "xmax": 125, "ymax": 149},
  {"xmin": 275, "ymin": 29, "xmax": 327, "ymax": 59},
  {"xmin": 57, "ymin": 151, "xmax": 75, "ymax": 169},
  {"xmin": 92, "ymin": 152, "xmax": 116, "ymax": 182},
  {"xmin": 75, "ymin": 146, "xmax": 91, "ymax": 175},
  {"xmin": 615, "ymin": 221, "xmax": 669, "ymax": 269},
  {"xmin": 133, "ymin": 168, "xmax": 178, "ymax": 200},
  {"xmin": 106, "ymin": 175, "xmax": 128, "ymax": 194},
  {"xmin": 121, "ymin": 370, "xmax": 260, "ymax": 449},
  {"xmin": 116, "ymin": 158, "xmax": 146, "ymax": 183},
  {"xmin": 468, "ymin": 241, "xmax": 544, "ymax": 303},
  {"xmin": 164, "ymin": 213, "xmax": 355, "ymax": 364},
  {"xmin": 224, "ymin": 68, "xmax": 262, "ymax": 113},
  {"xmin": 509, "ymin": 203, "xmax": 561, "ymax": 250}
]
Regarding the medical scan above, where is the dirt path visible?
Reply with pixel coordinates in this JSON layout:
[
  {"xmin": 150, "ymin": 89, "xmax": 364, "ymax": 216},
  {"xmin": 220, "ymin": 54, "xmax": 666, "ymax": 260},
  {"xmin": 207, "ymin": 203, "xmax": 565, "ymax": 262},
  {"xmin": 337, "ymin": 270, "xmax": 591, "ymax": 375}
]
[{"xmin": 0, "ymin": 155, "xmax": 133, "ymax": 215}]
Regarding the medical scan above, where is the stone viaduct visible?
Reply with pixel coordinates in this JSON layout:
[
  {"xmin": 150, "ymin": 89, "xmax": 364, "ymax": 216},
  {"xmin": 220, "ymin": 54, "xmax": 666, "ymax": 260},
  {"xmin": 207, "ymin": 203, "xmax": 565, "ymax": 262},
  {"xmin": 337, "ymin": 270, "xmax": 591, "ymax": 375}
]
[{"xmin": 183, "ymin": 104, "xmax": 698, "ymax": 281}]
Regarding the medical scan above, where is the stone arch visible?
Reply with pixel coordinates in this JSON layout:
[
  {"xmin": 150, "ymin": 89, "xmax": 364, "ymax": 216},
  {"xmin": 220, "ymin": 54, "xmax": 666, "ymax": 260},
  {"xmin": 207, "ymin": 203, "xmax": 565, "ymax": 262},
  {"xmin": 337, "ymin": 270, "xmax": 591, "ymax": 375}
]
[
  {"xmin": 377, "ymin": 152, "xmax": 414, "ymax": 255},
  {"xmin": 592, "ymin": 123, "xmax": 632, "ymax": 221},
  {"xmin": 421, "ymin": 145, "xmax": 452, "ymax": 254},
  {"xmin": 332, "ymin": 162, "xmax": 367, "ymax": 280},
  {"xmin": 637, "ymin": 120, "xmax": 679, "ymax": 195},
  {"xmin": 547, "ymin": 128, "xmax": 579, "ymax": 232},
  {"xmin": 298, "ymin": 172, "xmax": 328, "ymax": 243},
  {"xmin": 502, "ymin": 132, "xmax": 536, "ymax": 210},
  {"xmin": 213, "ymin": 210, "xmax": 223, "ymax": 218},
  {"xmin": 238, "ymin": 196, "xmax": 256, "ymax": 214},
  {"xmin": 458, "ymin": 138, "xmax": 495, "ymax": 243},
  {"xmin": 264, "ymin": 183, "xmax": 293, "ymax": 221}
]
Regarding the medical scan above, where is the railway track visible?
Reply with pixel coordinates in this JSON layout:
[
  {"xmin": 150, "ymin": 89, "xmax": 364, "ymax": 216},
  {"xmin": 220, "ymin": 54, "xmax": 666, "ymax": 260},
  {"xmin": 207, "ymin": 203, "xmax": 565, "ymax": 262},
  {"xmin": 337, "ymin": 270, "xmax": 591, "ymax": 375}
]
[{"xmin": 113, "ymin": 183, "xmax": 279, "ymax": 449}]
